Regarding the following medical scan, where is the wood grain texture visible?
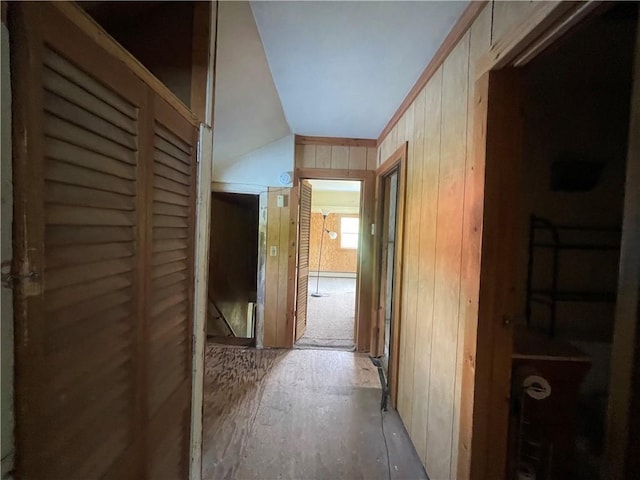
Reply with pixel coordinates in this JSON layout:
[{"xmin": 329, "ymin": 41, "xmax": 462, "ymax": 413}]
[
  {"xmin": 330, "ymin": 145, "xmax": 349, "ymax": 169},
  {"xmin": 264, "ymin": 187, "xmax": 292, "ymax": 348},
  {"xmin": 201, "ymin": 345, "xmax": 285, "ymax": 479},
  {"xmin": 202, "ymin": 346, "xmax": 426, "ymax": 480},
  {"xmin": 349, "ymin": 146, "xmax": 367, "ymax": 170},
  {"xmin": 455, "ymin": 5, "xmax": 492, "ymax": 478},
  {"xmin": 12, "ymin": 4, "xmax": 197, "ymax": 478},
  {"xmin": 476, "ymin": 1, "xmax": 578, "ymax": 77},
  {"xmin": 491, "ymin": 0, "xmax": 538, "ymax": 42},
  {"xmin": 366, "ymin": 147, "xmax": 378, "ymax": 171},
  {"xmin": 410, "ymin": 72, "xmax": 441, "ymax": 465},
  {"xmin": 424, "ymin": 35, "xmax": 470, "ymax": 480},
  {"xmin": 374, "ymin": 143, "xmax": 408, "ymax": 415},
  {"xmin": 295, "ymin": 135, "xmax": 376, "ymax": 148},
  {"xmin": 470, "ymin": 70, "xmax": 523, "ymax": 480},
  {"xmin": 396, "ymin": 103, "xmax": 417, "ymax": 429},
  {"xmin": 294, "ymin": 142, "xmax": 375, "ymax": 171},
  {"xmin": 376, "ymin": 2, "xmax": 630, "ymax": 479}
]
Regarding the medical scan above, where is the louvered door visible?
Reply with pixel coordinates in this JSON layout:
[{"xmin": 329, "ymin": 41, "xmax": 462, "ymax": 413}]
[
  {"xmin": 295, "ymin": 180, "xmax": 312, "ymax": 340},
  {"xmin": 12, "ymin": 4, "xmax": 197, "ymax": 479},
  {"xmin": 146, "ymin": 98, "xmax": 196, "ymax": 479}
]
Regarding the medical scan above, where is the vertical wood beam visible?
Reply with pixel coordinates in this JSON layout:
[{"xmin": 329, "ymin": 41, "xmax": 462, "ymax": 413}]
[
  {"xmin": 190, "ymin": 1, "xmax": 211, "ymax": 123},
  {"xmin": 190, "ymin": 2, "xmax": 217, "ymax": 479},
  {"xmin": 470, "ymin": 69, "xmax": 523, "ymax": 480}
]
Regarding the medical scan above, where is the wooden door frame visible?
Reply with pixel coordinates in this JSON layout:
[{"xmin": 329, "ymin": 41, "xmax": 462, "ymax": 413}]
[
  {"xmin": 372, "ymin": 143, "xmax": 407, "ymax": 407},
  {"xmin": 288, "ymin": 168, "xmax": 375, "ymax": 352},
  {"xmin": 462, "ymin": 3, "xmax": 639, "ymax": 479}
]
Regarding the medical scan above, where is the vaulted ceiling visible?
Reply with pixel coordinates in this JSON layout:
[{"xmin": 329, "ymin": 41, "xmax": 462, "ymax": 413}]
[
  {"xmin": 250, "ymin": 1, "xmax": 466, "ymax": 139},
  {"xmin": 214, "ymin": 0, "xmax": 466, "ymax": 166}
]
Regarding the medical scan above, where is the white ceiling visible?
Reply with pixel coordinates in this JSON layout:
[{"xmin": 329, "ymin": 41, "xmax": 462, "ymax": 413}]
[
  {"xmin": 308, "ymin": 179, "xmax": 361, "ymax": 192},
  {"xmin": 250, "ymin": 1, "xmax": 467, "ymax": 139}
]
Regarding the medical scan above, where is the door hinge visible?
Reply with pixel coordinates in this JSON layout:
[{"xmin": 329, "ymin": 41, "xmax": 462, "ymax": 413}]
[{"xmin": 1, "ymin": 269, "xmax": 39, "ymax": 289}]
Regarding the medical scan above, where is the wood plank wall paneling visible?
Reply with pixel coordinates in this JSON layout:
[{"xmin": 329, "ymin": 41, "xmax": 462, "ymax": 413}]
[
  {"xmin": 454, "ymin": 6, "xmax": 492, "ymax": 478},
  {"xmin": 263, "ymin": 187, "xmax": 291, "ymax": 347},
  {"xmin": 491, "ymin": 0, "xmax": 538, "ymax": 43},
  {"xmin": 295, "ymin": 140, "xmax": 378, "ymax": 171},
  {"xmin": 376, "ymin": 2, "xmax": 534, "ymax": 478},
  {"xmin": 409, "ymin": 71, "xmax": 441, "ymax": 465},
  {"xmin": 426, "ymin": 34, "xmax": 470, "ymax": 478}
]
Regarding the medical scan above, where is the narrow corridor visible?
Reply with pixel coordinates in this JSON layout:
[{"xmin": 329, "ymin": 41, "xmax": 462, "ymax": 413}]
[{"xmin": 202, "ymin": 345, "xmax": 427, "ymax": 479}]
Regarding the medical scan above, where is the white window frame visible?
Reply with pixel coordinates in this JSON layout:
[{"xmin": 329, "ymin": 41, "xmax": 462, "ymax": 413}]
[{"xmin": 340, "ymin": 216, "xmax": 359, "ymax": 250}]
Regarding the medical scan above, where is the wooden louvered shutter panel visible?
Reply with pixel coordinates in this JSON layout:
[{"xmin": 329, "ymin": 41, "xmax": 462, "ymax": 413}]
[
  {"xmin": 295, "ymin": 180, "xmax": 313, "ymax": 340},
  {"xmin": 146, "ymin": 97, "xmax": 197, "ymax": 479},
  {"xmin": 12, "ymin": 4, "xmax": 147, "ymax": 479}
]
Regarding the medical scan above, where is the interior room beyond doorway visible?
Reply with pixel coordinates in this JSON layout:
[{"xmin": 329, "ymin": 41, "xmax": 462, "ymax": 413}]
[
  {"xmin": 296, "ymin": 179, "xmax": 362, "ymax": 350},
  {"xmin": 207, "ymin": 192, "xmax": 259, "ymax": 345}
]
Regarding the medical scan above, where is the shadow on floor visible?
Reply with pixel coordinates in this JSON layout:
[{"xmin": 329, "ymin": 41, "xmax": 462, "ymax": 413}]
[{"xmin": 202, "ymin": 346, "xmax": 428, "ymax": 480}]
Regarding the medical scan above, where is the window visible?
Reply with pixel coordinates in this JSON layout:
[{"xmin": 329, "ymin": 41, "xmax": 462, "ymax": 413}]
[{"xmin": 340, "ymin": 217, "xmax": 360, "ymax": 249}]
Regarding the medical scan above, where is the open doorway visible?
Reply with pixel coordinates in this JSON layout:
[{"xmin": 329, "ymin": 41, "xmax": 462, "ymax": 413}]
[
  {"xmin": 207, "ymin": 192, "xmax": 259, "ymax": 345},
  {"xmin": 374, "ymin": 144, "xmax": 406, "ymax": 404},
  {"xmin": 295, "ymin": 179, "xmax": 362, "ymax": 350},
  {"xmin": 504, "ymin": 4, "xmax": 638, "ymax": 479}
]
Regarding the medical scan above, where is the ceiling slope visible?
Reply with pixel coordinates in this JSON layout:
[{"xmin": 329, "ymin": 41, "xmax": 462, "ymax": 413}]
[
  {"xmin": 213, "ymin": 0, "xmax": 291, "ymax": 165},
  {"xmin": 250, "ymin": 0, "xmax": 467, "ymax": 139}
]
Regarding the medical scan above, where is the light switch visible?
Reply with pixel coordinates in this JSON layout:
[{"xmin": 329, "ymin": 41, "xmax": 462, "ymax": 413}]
[
  {"xmin": 270, "ymin": 246, "xmax": 278, "ymax": 256},
  {"xmin": 277, "ymin": 195, "xmax": 284, "ymax": 207}
]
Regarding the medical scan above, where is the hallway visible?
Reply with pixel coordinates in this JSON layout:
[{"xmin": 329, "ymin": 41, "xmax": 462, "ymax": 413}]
[
  {"xmin": 296, "ymin": 277, "xmax": 356, "ymax": 350},
  {"xmin": 202, "ymin": 345, "xmax": 427, "ymax": 480}
]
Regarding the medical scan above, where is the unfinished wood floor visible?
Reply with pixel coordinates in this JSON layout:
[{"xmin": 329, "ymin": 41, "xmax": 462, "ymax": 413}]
[{"xmin": 202, "ymin": 344, "xmax": 427, "ymax": 480}]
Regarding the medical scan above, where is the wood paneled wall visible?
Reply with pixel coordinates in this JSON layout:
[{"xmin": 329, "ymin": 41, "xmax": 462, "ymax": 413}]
[
  {"xmin": 376, "ymin": 2, "xmax": 549, "ymax": 478},
  {"xmin": 309, "ymin": 213, "xmax": 358, "ymax": 274},
  {"xmin": 295, "ymin": 140, "xmax": 377, "ymax": 171},
  {"xmin": 263, "ymin": 187, "xmax": 293, "ymax": 347}
]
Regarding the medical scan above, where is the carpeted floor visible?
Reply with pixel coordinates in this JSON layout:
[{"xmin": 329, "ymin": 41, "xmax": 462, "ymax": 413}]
[{"xmin": 296, "ymin": 276, "xmax": 356, "ymax": 350}]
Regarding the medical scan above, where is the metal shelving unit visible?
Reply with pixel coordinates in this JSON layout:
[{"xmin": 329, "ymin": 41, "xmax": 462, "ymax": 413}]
[{"xmin": 525, "ymin": 214, "xmax": 620, "ymax": 337}]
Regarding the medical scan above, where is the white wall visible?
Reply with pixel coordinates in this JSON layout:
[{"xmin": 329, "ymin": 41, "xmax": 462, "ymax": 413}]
[
  {"xmin": 1, "ymin": 21, "xmax": 14, "ymax": 480},
  {"xmin": 311, "ymin": 190, "xmax": 360, "ymax": 214},
  {"xmin": 212, "ymin": 134, "xmax": 294, "ymax": 190},
  {"xmin": 213, "ymin": 0, "xmax": 290, "ymax": 165}
]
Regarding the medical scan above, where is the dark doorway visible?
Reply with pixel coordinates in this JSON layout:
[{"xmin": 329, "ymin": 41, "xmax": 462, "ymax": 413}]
[
  {"xmin": 380, "ymin": 170, "xmax": 399, "ymax": 379},
  {"xmin": 507, "ymin": 4, "xmax": 638, "ymax": 479},
  {"xmin": 207, "ymin": 192, "xmax": 259, "ymax": 344}
]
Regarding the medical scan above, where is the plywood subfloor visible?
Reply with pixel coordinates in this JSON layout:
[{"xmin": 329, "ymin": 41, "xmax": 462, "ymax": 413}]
[
  {"xmin": 297, "ymin": 277, "xmax": 356, "ymax": 350},
  {"xmin": 202, "ymin": 345, "xmax": 427, "ymax": 480}
]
